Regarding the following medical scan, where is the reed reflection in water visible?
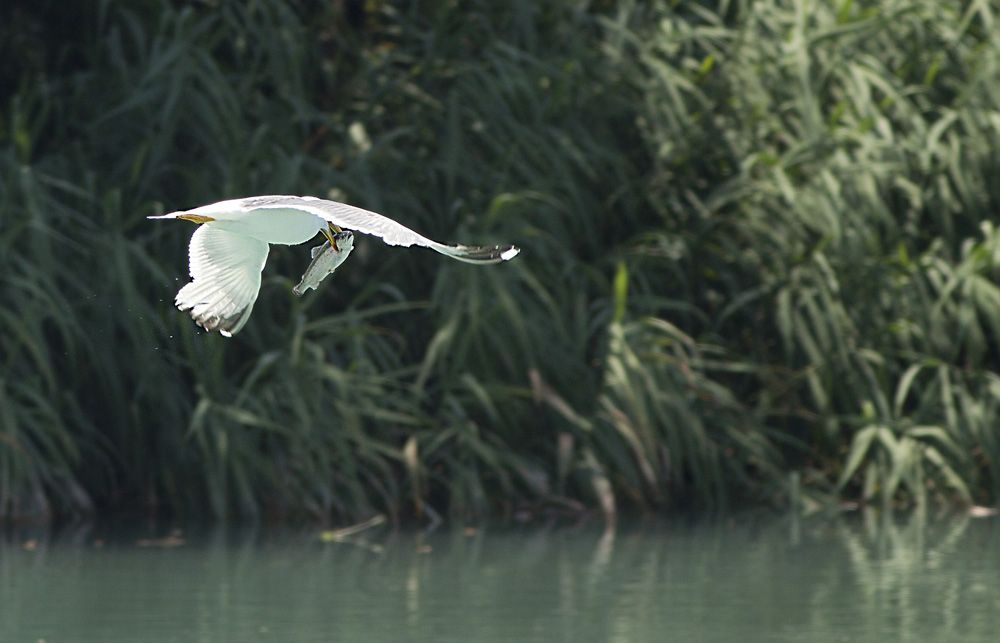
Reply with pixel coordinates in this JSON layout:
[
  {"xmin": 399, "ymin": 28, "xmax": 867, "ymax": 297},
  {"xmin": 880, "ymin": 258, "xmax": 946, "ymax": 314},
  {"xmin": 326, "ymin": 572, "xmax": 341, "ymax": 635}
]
[{"xmin": 1, "ymin": 512, "xmax": 998, "ymax": 642}]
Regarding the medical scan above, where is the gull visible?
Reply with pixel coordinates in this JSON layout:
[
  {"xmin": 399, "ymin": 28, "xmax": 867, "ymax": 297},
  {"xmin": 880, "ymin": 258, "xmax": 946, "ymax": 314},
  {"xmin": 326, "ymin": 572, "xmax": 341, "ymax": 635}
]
[{"xmin": 149, "ymin": 195, "xmax": 520, "ymax": 336}]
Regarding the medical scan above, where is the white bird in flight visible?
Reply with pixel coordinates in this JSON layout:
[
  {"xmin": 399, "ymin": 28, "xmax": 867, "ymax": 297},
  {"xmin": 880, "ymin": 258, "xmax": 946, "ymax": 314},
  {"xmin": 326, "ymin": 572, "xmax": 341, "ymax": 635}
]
[{"xmin": 149, "ymin": 195, "xmax": 520, "ymax": 336}]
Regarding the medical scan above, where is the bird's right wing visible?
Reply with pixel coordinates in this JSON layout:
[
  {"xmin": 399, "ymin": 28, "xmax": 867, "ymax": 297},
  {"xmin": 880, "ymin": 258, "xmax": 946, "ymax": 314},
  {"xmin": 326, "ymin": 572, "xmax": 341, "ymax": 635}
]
[
  {"xmin": 175, "ymin": 225, "xmax": 269, "ymax": 337},
  {"xmin": 246, "ymin": 196, "xmax": 519, "ymax": 264}
]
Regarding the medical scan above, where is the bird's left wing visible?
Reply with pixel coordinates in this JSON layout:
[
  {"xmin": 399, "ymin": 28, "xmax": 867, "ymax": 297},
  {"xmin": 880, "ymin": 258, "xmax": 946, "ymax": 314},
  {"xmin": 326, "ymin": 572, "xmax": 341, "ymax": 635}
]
[
  {"xmin": 176, "ymin": 225, "xmax": 269, "ymax": 336},
  {"xmin": 245, "ymin": 196, "xmax": 519, "ymax": 264}
]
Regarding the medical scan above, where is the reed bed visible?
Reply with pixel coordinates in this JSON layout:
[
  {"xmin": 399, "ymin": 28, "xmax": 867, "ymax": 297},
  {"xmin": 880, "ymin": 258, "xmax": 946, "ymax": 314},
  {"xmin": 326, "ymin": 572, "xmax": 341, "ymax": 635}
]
[{"xmin": 1, "ymin": 0, "xmax": 998, "ymax": 521}]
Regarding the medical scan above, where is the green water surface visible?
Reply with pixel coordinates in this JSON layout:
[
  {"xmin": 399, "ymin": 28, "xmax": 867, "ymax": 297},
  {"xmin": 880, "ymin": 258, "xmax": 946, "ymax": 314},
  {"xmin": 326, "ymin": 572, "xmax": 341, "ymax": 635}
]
[{"xmin": 2, "ymin": 512, "xmax": 997, "ymax": 642}]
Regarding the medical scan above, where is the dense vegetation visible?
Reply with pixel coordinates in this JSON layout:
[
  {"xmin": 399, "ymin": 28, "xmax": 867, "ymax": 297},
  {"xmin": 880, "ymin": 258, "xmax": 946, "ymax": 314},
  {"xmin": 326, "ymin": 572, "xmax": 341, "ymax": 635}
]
[{"xmin": 1, "ymin": 0, "xmax": 999, "ymax": 523}]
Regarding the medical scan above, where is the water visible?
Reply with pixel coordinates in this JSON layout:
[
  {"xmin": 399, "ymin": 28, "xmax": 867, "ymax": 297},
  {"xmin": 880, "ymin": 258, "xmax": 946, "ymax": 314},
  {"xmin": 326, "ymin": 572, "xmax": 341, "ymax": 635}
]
[{"xmin": 2, "ymin": 512, "xmax": 998, "ymax": 642}]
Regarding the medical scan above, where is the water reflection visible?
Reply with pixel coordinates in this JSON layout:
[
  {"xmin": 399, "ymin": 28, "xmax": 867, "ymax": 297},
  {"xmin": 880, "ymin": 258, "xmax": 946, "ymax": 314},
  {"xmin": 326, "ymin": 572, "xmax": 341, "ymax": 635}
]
[{"xmin": 1, "ymin": 512, "xmax": 998, "ymax": 642}]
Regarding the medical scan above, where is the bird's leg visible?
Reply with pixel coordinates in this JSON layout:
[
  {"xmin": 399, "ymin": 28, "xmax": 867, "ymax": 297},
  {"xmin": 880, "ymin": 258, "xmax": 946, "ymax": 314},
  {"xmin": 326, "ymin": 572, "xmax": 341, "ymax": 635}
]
[
  {"xmin": 321, "ymin": 222, "xmax": 343, "ymax": 251},
  {"xmin": 320, "ymin": 227, "xmax": 338, "ymax": 251}
]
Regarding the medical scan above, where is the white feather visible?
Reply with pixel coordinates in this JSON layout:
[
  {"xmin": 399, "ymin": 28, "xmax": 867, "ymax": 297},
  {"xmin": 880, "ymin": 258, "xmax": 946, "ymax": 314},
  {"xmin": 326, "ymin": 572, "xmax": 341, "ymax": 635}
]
[
  {"xmin": 241, "ymin": 196, "xmax": 519, "ymax": 264},
  {"xmin": 175, "ymin": 225, "xmax": 269, "ymax": 337}
]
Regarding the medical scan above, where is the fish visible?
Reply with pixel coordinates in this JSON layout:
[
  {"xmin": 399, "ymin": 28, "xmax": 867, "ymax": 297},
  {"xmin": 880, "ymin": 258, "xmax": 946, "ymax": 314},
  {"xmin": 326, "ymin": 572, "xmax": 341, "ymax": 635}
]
[{"xmin": 292, "ymin": 230, "xmax": 355, "ymax": 296}]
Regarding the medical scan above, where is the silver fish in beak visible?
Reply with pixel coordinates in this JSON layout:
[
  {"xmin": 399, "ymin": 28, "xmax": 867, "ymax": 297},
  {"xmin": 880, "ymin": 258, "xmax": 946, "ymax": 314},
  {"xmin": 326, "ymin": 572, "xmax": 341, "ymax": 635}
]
[{"xmin": 292, "ymin": 230, "xmax": 355, "ymax": 296}]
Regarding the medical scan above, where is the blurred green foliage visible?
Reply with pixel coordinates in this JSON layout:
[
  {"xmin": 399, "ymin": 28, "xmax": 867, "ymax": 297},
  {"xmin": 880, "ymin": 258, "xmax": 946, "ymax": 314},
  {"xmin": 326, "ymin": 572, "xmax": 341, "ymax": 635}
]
[{"xmin": 1, "ymin": 0, "xmax": 999, "ymax": 522}]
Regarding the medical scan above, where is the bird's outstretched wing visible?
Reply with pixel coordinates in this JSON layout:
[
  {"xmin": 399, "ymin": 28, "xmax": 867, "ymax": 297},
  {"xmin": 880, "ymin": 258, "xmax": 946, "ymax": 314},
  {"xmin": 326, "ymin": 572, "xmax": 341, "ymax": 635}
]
[
  {"xmin": 176, "ymin": 225, "xmax": 269, "ymax": 336},
  {"xmin": 243, "ymin": 196, "xmax": 520, "ymax": 264}
]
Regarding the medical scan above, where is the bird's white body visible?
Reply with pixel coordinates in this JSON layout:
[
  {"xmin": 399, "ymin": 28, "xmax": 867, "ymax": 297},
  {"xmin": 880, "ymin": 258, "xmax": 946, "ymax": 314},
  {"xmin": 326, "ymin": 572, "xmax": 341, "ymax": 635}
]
[
  {"xmin": 175, "ymin": 198, "xmax": 329, "ymax": 245},
  {"xmin": 149, "ymin": 195, "xmax": 520, "ymax": 336}
]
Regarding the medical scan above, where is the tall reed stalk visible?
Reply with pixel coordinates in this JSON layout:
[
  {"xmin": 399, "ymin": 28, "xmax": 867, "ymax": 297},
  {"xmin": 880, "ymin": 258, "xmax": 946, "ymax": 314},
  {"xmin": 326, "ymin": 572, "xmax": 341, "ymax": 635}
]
[{"xmin": 1, "ymin": 0, "xmax": 998, "ymax": 521}]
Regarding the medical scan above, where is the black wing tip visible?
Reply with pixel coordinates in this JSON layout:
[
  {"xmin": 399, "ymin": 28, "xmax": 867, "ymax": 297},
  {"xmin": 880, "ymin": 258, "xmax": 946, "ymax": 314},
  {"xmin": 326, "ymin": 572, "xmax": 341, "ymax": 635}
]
[
  {"xmin": 177, "ymin": 302, "xmax": 249, "ymax": 337},
  {"xmin": 447, "ymin": 244, "xmax": 520, "ymax": 263}
]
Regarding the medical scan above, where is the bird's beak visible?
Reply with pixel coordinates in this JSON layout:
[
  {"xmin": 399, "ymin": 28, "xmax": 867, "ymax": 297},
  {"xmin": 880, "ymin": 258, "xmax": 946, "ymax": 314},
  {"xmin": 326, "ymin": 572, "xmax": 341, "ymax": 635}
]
[{"xmin": 177, "ymin": 214, "xmax": 216, "ymax": 224}]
